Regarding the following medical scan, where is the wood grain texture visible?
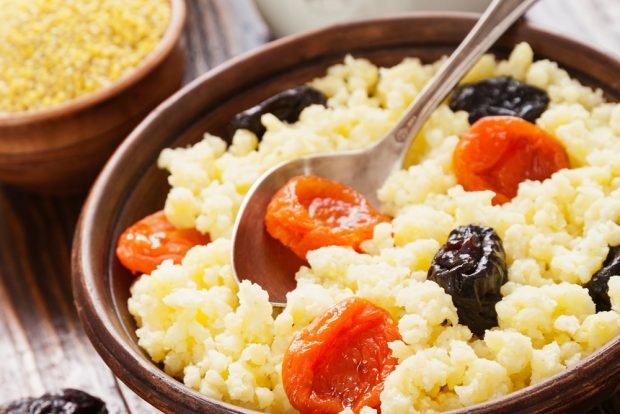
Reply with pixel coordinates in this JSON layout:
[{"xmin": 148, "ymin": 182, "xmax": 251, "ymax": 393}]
[{"xmin": 0, "ymin": 1, "xmax": 617, "ymax": 414}]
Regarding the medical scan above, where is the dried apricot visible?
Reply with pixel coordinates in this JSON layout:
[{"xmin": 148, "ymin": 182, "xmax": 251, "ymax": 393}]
[
  {"xmin": 116, "ymin": 210, "xmax": 210, "ymax": 274},
  {"xmin": 265, "ymin": 175, "xmax": 389, "ymax": 259},
  {"xmin": 282, "ymin": 297, "xmax": 401, "ymax": 414},
  {"xmin": 453, "ymin": 116, "xmax": 569, "ymax": 204}
]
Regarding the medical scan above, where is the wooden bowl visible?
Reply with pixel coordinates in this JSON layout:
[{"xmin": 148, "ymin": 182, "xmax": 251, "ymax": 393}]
[
  {"xmin": 0, "ymin": 0, "xmax": 186, "ymax": 194},
  {"xmin": 72, "ymin": 14, "xmax": 620, "ymax": 414}
]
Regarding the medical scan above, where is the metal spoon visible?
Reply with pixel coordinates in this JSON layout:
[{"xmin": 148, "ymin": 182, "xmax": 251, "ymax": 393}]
[{"xmin": 232, "ymin": 0, "xmax": 538, "ymax": 306}]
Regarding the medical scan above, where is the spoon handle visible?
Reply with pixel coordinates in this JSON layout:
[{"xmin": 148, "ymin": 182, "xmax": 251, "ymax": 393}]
[{"xmin": 388, "ymin": 0, "xmax": 538, "ymax": 161}]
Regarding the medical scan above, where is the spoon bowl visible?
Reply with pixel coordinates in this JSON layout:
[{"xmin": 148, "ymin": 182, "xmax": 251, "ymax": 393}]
[
  {"xmin": 231, "ymin": 0, "xmax": 538, "ymax": 304},
  {"xmin": 232, "ymin": 139, "xmax": 402, "ymax": 305}
]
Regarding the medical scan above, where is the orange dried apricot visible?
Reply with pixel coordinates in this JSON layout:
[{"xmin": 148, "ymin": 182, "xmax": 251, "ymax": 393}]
[
  {"xmin": 264, "ymin": 175, "xmax": 389, "ymax": 259},
  {"xmin": 282, "ymin": 297, "xmax": 401, "ymax": 414},
  {"xmin": 115, "ymin": 210, "xmax": 210, "ymax": 274},
  {"xmin": 453, "ymin": 116, "xmax": 569, "ymax": 204}
]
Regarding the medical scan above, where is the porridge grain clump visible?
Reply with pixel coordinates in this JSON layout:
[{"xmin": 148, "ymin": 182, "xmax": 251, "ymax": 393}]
[{"xmin": 129, "ymin": 42, "xmax": 620, "ymax": 413}]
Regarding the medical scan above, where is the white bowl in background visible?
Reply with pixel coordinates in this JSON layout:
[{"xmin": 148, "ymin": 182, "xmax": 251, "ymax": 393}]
[{"xmin": 254, "ymin": 0, "xmax": 492, "ymax": 37}]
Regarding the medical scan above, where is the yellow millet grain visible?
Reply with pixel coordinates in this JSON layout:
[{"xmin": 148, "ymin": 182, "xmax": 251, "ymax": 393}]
[{"xmin": 0, "ymin": 0, "xmax": 170, "ymax": 113}]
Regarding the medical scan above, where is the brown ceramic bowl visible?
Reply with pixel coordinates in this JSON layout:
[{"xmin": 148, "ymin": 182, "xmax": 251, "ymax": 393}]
[
  {"xmin": 72, "ymin": 14, "xmax": 620, "ymax": 414},
  {"xmin": 0, "ymin": 0, "xmax": 186, "ymax": 194}
]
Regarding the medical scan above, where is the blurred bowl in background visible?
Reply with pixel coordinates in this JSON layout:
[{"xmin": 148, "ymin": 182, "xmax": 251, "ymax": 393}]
[
  {"xmin": 254, "ymin": 0, "xmax": 492, "ymax": 37},
  {"xmin": 0, "ymin": 0, "xmax": 186, "ymax": 194}
]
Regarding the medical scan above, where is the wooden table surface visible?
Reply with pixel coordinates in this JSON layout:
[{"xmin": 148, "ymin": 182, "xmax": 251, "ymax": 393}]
[{"xmin": 0, "ymin": 1, "xmax": 618, "ymax": 413}]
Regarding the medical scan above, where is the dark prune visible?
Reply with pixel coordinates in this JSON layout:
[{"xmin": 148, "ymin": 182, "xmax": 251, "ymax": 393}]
[
  {"xmin": 585, "ymin": 245, "xmax": 620, "ymax": 312},
  {"xmin": 449, "ymin": 76, "xmax": 550, "ymax": 124},
  {"xmin": 1, "ymin": 389, "xmax": 108, "ymax": 414},
  {"xmin": 428, "ymin": 224, "xmax": 508, "ymax": 336},
  {"xmin": 228, "ymin": 86, "xmax": 327, "ymax": 139}
]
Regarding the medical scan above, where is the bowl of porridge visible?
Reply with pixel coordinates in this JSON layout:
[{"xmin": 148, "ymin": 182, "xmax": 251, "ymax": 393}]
[
  {"xmin": 72, "ymin": 13, "xmax": 620, "ymax": 414},
  {"xmin": 0, "ymin": 0, "xmax": 186, "ymax": 193}
]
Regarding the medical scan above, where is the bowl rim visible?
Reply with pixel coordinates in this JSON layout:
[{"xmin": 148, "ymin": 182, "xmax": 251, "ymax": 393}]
[
  {"xmin": 0, "ymin": 0, "xmax": 186, "ymax": 126},
  {"xmin": 73, "ymin": 12, "xmax": 620, "ymax": 414}
]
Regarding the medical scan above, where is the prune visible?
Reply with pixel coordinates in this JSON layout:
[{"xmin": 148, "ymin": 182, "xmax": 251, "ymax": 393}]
[
  {"xmin": 585, "ymin": 245, "xmax": 620, "ymax": 312},
  {"xmin": 1, "ymin": 389, "xmax": 107, "ymax": 414},
  {"xmin": 428, "ymin": 224, "xmax": 508, "ymax": 336},
  {"xmin": 228, "ymin": 86, "xmax": 327, "ymax": 139},
  {"xmin": 449, "ymin": 76, "xmax": 550, "ymax": 124}
]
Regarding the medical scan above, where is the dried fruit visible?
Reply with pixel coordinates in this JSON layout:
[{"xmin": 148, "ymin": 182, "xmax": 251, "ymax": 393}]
[
  {"xmin": 586, "ymin": 245, "xmax": 620, "ymax": 312},
  {"xmin": 428, "ymin": 224, "xmax": 507, "ymax": 336},
  {"xmin": 116, "ymin": 210, "xmax": 211, "ymax": 274},
  {"xmin": 282, "ymin": 297, "xmax": 401, "ymax": 414},
  {"xmin": 264, "ymin": 175, "xmax": 389, "ymax": 259},
  {"xmin": 453, "ymin": 116, "xmax": 570, "ymax": 204},
  {"xmin": 0, "ymin": 389, "xmax": 108, "ymax": 414},
  {"xmin": 449, "ymin": 76, "xmax": 550, "ymax": 124},
  {"xmin": 229, "ymin": 86, "xmax": 327, "ymax": 138}
]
